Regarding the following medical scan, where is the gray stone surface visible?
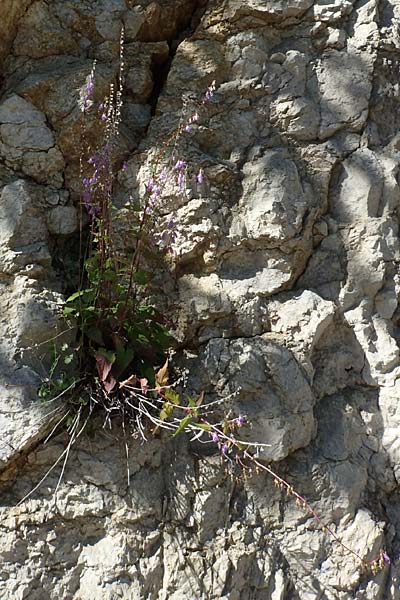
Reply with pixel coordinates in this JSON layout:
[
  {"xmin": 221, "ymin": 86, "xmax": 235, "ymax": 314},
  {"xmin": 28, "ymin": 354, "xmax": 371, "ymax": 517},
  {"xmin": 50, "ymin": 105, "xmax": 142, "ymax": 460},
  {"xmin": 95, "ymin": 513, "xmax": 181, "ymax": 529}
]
[{"xmin": 0, "ymin": 0, "xmax": 400, "ymax": 599}]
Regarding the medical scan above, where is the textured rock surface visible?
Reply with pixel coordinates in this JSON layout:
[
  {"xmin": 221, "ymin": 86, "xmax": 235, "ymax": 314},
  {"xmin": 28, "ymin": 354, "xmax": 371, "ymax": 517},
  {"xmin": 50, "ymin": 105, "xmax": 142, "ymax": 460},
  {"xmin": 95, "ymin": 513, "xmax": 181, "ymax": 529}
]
[{"xmin": 1, "ymin": 0, "xmax": 400, "ymax": 599}]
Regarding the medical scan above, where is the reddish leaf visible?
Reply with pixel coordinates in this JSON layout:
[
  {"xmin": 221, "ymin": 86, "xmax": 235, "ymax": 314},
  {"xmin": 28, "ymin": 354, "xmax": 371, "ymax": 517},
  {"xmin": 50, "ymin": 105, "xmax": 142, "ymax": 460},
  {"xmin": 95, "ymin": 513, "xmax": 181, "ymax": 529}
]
[
  {"xmin": 103, "ymin": 376, "xmax": 117, "ymax": 394},
  {"xmin": 95, "ymin": 353, "xmax": 113, "ymax": 382},
  {"xmin": 140, "ymin": 377, "xmax": 149, "ymax": 394}
]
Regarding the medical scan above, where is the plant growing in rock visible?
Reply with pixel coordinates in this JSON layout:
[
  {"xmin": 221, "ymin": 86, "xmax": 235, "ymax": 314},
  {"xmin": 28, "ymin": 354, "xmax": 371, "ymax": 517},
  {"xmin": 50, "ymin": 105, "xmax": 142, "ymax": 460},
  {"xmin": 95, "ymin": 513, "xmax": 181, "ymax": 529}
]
[
  {"xmin": 56, "ymin": 32, "xmax": 215, "ymax": 410},
  {"xmin": 32, "ymin": 35, "xmax": 389, "ymax": 577}
]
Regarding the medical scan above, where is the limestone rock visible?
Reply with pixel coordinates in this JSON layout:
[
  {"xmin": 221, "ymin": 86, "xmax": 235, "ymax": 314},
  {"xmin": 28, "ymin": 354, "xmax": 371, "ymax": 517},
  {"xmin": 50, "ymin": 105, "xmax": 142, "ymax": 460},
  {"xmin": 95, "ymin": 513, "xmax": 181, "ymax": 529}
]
[
  {"xmin": 226, "ymin": 0, "xmax": 314, "ymax": 23},
  {"xmin": 0, "ymin": 0, "xmax": 399, "ymax": 598},
  {"xmin": 13, "ymin": 1, "xmax": 80, "ymax": 58},
  {"xmin": 0, "ymin": 0, "xmax": 33, "ymax": 63},
  {"xmin": 199, "ymin": 336, "xmax": 315, "ymax": 461},
  {"xmin": 0, "ymin": 95, "xmax": 64, "ymax": 187},
  {"xmin": 46, "ymin": 206, "xmax": 79, "ymax": 236},
  {"xmin": 313, "ymin": 0, "xmax": 355, "ymax": 23},
  {"xmin": 0, "ymin": 179, "xmax": 50, "ymax": 274},
  {"xmin": 268, "ymin": 290, "xmax": 335, "ymax": 377},
  {"xmin": 317, "ymin": 49, "xmax": 373, "ymax": 139},
  {"xmin": 229, "ymin": 151, "xmax": 308, "ymax": 244}
]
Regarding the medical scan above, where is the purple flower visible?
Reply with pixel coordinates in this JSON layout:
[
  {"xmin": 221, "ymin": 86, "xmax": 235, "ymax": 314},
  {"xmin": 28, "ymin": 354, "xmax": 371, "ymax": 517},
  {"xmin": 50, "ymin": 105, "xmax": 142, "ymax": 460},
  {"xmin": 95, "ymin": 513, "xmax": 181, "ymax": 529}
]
[
  {"xmin": 211, "ymin": 432, "xmax": 219, "ymax": 443},
  {"xmin": 83, "ymin": 190, "xmax": 91, "ymax": 206},
  {"xmin": 150, "ymin": 184, "xmax": 161, "ymax": 203},
  {"xmin": 86, "ymin": 80, "xmax": 94, "ymax": 96},
  {"xmin": 83, "ymin": 190, "xmax": 97, "ymax": 218},
  {"xmin": 236, "ymin": 415, "xmax": 245, "ymax": 427},
  {"xmin": 122, "ymin": 161, "xmax": 128, "ymax": 171},
  {"xmin": 383, "ymin": 551, "xmax": 391, "ymax": 565},
  {"xmin": 101, "ymin": 113, "xmax": 107, "ymax": 122},
  {"xmin": 146, "ymin": 178, "xmax": 156, "ymax": 193},
  {"xmin": 177, "ymin": 171, "xmax": 186, "ymax": 192},
  {"xmin": 88, "ymin": 206, "xmax": 98, "ymax": 218},
  {"xmin": 185, "ymin": 124, "xmax": 192, "ymax": 133},
  {"xmin": 221, "ymin": 443, "xmax": 228, "ymax": 455},
  {"xmin": 174, "ymin": 159, "xmax": 187, "ymax": 170},
  {"xmin": 196, "ymin": 168, "xmax": 204, "ymax": 185}
]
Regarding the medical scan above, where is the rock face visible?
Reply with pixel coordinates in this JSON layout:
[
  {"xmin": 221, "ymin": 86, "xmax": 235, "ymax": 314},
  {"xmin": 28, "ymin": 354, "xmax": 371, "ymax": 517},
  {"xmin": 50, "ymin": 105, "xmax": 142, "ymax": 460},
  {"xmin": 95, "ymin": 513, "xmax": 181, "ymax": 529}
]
[{"xmin": 0, "ymin": 1, "xmax": 400, "ymax": 599}]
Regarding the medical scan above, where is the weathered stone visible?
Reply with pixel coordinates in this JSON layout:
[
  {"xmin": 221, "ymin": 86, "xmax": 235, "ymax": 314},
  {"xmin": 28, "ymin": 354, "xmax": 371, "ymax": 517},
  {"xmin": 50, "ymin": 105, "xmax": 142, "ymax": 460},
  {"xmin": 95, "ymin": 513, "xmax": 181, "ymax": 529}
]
[
  {"xmin": 268, "ymin": 290, "xmax": 335, "ymax": 377},
  {"xmin": 229, "ymin": 151, "xmax": 308, "ymax": 244},
  {"xmin": 226, "ymin": 0, "xmax": 314, "ymax": 23},
  {"xmin": 199, "ymin": 336, "xmax": 315, "ymax": 461},
  {"xmin": 0, "ymin": 0, "xmax": 399, "ymax": 598},
  {"xmin": 317, "ymin": 49, "xmax": 373, "ymax": 139},
  {"xmin": 46, "ymin": 206, "xmax": 79, "ymax": 235},
  {"xmin": 0, "ymin": 95, "xmax": 65, "ymax": 187},
  {"xmin": 13, "ymin": 1, "xmax": 80, "ymax": 58},
  {"xmin": 0, "ymin": 0, "xmax": 33, "ymax": 64},
  {"xmin": 313, "ymin": 0, "xmax": 355, "ymax": 23}
]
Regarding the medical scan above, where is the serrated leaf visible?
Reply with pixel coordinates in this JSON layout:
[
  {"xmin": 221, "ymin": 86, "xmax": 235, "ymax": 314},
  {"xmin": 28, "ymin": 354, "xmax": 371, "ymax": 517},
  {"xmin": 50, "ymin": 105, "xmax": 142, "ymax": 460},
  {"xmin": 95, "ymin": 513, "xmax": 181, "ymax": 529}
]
[
  {"xmin": 164, "ymin": 389, "xmax": 180, "ymax": 405},
  {"xmin": 159, "ymin": 403, "xmax": 174, "ymax": 421}
]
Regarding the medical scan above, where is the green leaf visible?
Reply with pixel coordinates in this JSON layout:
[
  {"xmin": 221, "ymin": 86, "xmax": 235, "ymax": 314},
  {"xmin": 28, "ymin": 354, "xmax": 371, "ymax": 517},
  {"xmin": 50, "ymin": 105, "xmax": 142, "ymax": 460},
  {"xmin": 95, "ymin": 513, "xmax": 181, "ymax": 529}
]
[
  {"xmin": 86, "ymin": 326, "xmax": 104, "ymax": 345},
  {"xmin": 137, "ymin": 305, "xmax": 155, "ymax": 317},
  {"xmin": 66, "ymin": 288, "xmax": 93, "ymax": 303},
  {"xmin": 159, "ymin": 403, "xmax": 174, "ymax": 421},
  {"xmin": 194, "ymin": 423, "xmax": 212, "ymax": 432},
  {"xmin": 133, "ymin": 270, "xmax": 150, "ymax": 285},
  {"xmin": 114, "ymin": 346, "xmax": 134, "ymax": 377},
  {"xmin": 103, "ymin": 272, "xmax": 116, "ymax": 282},
  {"xmin": 164, "ymin": 389, "xmax": 180, "ymax": 405},
  {"xmin": 187, "ymin": 396, "xmax": 197, "ymax": 408},
  {"xmin": 137, "ymin": 333, "xmax": 150, "ymax": 346},
  {"xmin": 173, "ymin": 414, "xmax": 192, "ymax": 437}
]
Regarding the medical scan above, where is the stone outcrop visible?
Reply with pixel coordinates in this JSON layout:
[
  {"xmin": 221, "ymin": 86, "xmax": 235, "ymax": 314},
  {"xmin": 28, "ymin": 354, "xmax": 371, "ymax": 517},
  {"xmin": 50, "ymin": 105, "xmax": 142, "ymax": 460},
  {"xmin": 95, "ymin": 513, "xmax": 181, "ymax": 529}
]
[{"xmin": 1, "ymin": 1, "xmax": 400, "ymax": 599}]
